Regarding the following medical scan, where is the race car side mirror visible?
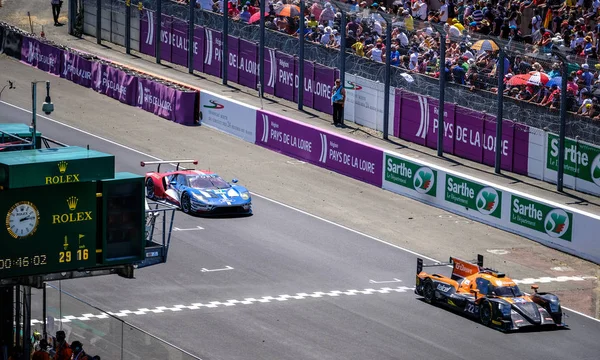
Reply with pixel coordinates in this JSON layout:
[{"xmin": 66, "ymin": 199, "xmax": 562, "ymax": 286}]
[
  {"xmin": 531, "ymin": 284, "xmax": 539, "ymax": 293},
  {"xmin": 231, "ymin": 179, "xmax": 238, "ymax": 183}
]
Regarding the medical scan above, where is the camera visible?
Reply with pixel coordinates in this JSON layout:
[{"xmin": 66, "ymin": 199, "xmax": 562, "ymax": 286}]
[{"xmin": 42, "ymin": 101, "xmax": 54, "ymax": 115}]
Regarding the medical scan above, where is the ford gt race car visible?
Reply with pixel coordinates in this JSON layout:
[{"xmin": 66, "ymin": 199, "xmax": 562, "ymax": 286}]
[
  {"xmin": 415, "ymin": 254, "xmax": 567, "ymax": 332},
  {"xmin": 142, "ymin": 160, "xmax": 252, "ymax": 215}
]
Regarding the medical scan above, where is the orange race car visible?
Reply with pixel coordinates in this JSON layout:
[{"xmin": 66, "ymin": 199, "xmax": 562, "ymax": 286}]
[{"xmin": 415, "ymin": 254, "xmax": 567, "ymax": 332}]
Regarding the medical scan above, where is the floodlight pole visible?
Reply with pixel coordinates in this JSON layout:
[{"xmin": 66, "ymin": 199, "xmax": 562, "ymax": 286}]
[
  {"xmin": 258, "ymin": 0, "xmax": 265, "ymax": 97},
  {"xmin": 557, "ymin": 59, "xmax": 569, "ymax": 192},
  {"xmin": 383, "ymin": 17, "xmax": 391, "ymax": 140},
  {"xmin": 298, "ymin": 0, "xmax": 305, "ymax": 110},
  {"xmin": 438, "ymin": 31, "xmax": 447, "ymax": 157},
  {"xmin": 494, "ymin": 49, "xmax": 505, "ymax": 174}
]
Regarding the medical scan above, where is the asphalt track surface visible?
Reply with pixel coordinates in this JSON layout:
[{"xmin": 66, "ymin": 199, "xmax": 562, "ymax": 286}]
[{"xmin": 2, "ymin": 98, "xmax": 600, "ymax": 359}]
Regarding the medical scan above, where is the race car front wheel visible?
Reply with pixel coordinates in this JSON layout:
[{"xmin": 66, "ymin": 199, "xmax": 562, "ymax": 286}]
[
  {"xmin": 480, "ymin": 300, "xmax": 493, "ymax": 326},
  {"xmin": 181, "ymin": 193, "xmax": 191, "ymax": 214},
  {"xmin": 146, "ymin": 179, "xmax": 155, "ymax": 200},
  {"xmin": 423, "ymin": 279, "xmax": 435, "ymax": 304}
]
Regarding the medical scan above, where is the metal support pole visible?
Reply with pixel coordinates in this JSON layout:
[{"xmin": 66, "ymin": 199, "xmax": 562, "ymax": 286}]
[
  {"xmin": 42, "ymin": 285, "xmax": 47, "ymax": 340},
  {"xmin": 437, "ymin": 32, "xmax": 446, "ymax": 157},
  {"xmin": 188, "ymin": 0, "xmax": 196, "ymax": 74},
  {"xmin": 15, "ymin": 286, "xmax": 21, "ymax": 352},
  {"xmin": 557, "ymin": 60, "xmax": 568, "ymax": 192},
  {"xmin": 155, "ymin": 0, "xmax": 162, "ymax": 64},
  {"xmin": 222, "ymin": 0, "xmax": 228, "ymax": 84},
  {"xmin": 68, "ymin": 0, "xmax": 75, "ymax": 35},
  {"xmin": 383, "ymin": 18, "xmax": 392, "ymax": 140},
  {"xmin": 31, "ymin": 82, "xmax": 37, "ymax": 150},
  {"xmin": 339, "ymin": 11, "xmax": 346, "ymax": 125},
  {"xmin": 125, "ymin": 0, "xmax": 131, "ymax": 54},
  {"xmin": 494, "ymin": 50, "xmax": 505, "ymax": 174},
  {"xmin": 22, "ymin": 287, "xmax": 31, "ymax": 360},
  {"xmin": 298, "ymin": 0, "xmax": 305, "ymax": 110},
  {"xmin": 96, "ymin": 0, "xmax": 102, "ymax": 44},
  {"xmin": 259, "ymin": 0, "xmax": 265, "ymax": 97}
]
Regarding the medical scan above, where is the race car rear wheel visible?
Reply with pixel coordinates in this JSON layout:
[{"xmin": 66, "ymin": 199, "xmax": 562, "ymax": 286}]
[
  {"xmin": 480, "ymin": 300, "xmax": 493, "ymax": 326},
  {"xmin": 423, "ymin": 279, "xmax": 435, "ymax": 304},
  {"xmin": 181, "ymin": 192, "xmax": 191, "ymax": 214},
  {"xmin": 146, "ymin": 178, "xmax": 155, "ymax": 200}
]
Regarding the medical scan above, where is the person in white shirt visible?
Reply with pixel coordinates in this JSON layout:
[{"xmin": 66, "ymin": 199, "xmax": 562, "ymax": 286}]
[
  {"xmin": 412, "ymin": 0, "xmax": 428, "ymax": 21},
  {"xmin": 397, "ymin": 31, "xmax": 409, "ymax": 47},
  {"xmin": 439, "ymin": 0, "xmax": 448, "ymax": 23},
  {"xmin": 409, "ymin": 48, "xmax": 419, "ymax": 70},
  {"xmin": 371, "ymin": 43, "xmax": 383, "ymax": 62}
]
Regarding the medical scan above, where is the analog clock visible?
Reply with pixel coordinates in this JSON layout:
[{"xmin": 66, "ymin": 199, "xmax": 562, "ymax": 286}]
[{"xmin": 6, "ymin": 201, "xmax": 40, "ymax": 239}]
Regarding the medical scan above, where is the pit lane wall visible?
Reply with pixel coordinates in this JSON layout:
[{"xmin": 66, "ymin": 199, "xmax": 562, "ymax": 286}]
[{"xmin": 197, "ymin": 90, "xmax": 600, "ymax": 265}]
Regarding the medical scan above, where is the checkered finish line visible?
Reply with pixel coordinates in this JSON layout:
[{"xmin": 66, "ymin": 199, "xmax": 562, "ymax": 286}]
[{"xmin": 30, "ymin": 286, "xmax": 416, "ymax": 324}]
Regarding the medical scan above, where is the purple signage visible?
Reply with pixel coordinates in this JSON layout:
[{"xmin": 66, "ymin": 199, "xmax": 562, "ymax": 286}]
[
  {"xmin": 137, "ymin": 78, "xmax": 177, "ymax": 121},
  {"xmin": 204, "ymin": 28, "xmax": 222, "ymax": 78},
  {"xmin": 193, "ymin": 25, "xmax": 205, "ymax": 73},
  {"xmin": 394, "ymin": 89, "xmax": 529, "ymax": 175},
  {"xmin": 160, "ymin": 15, "xmax": 173, "ymax": 63},
  {"xmin": 238, "ymin": 39, "xmax": 258, "ymax": 90},
  {"xmin": 171, "ymin": 17, "xmax": 189, "ymax": 67},
  {"xmin": 262, "ymin": 48, "xmax": 276, "ymax": 95},
  {"xmin": 174, "ymin": 90, "xmax": 198, "ymax": 125},
  {"xmin": 140, "ymin": 9, "xmax": 156, "ymax": 56},
  {"xmin": 275, "ymin": 51, "xmax": 294, "ymax": 101},
  {"xmin": 227, "ymin": 35, "xmax": 239, "ymax": 84},
  {"xmin": 313, "ymin": 64, "xmax": 334, "ymax": 115},
  {"xmin": 61, "ymin": 52, "xmax": 93, "ymax": 88},
  {"xmin": 92, "ymin": 63, "xmax": 138, "ymax": 105},
  {"xmin": 256, "ymin": 110, "xmax": 383, "ymax": 186},
  {"xmin": 294, "ymin": 58, "xmax": 314, "ymax": 108},
  {"xmin": 21, "ymin": 37, "xmax": 62, "ymax": 75}
]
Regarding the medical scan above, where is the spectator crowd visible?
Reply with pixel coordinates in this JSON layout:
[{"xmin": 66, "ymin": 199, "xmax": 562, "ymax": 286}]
[{"xmin": 176, "ymin": 0, "xmax": 600, "ymax": 119}]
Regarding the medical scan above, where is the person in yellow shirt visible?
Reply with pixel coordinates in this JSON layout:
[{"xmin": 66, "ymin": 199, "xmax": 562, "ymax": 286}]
[
  {"xmin": 402, "ymin": 9, "xmax": 414, "ymax": 32},
  {"xmin": 452, "ymin": 19, "xmax": 464, "ymax": 32},
  {"xmin": 307, "ymin": 14, "xmax": 318, "ymax": 28},
  {"xmin": 352, "ymin": 36, "xmax": 365, "ymax": 57}
]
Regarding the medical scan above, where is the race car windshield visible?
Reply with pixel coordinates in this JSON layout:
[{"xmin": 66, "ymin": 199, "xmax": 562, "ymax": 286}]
[
  {"xmin": 188, "ymin": 175, "xmax": 230, "ymax": 189},
  {"xmin": 493, "ymin": 286, "xmax": 523, "ymax": 297}
]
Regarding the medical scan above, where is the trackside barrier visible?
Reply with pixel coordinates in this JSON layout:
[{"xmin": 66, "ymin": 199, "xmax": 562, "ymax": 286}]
[{"xmin": 197, "ymin": 90, "xmax": 600, "ymax": 265}]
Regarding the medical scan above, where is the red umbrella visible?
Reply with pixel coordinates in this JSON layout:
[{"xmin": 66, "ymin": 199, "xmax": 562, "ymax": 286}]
[
  {"xmin": 506, "ymin": 71, "xmax": 550, "ymax": 86},
  {"xmin": 249, "ymin": 11, "xmax": 270, "ymax": 24}
]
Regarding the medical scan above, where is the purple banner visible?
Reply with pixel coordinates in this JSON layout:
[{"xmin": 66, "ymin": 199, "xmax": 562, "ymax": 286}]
[
  {"xmin": 263, "ymin": 48, "xmax": 276, "ymax": 95},
  {"xmin": 256, "ymin": 111, "xmax": 383, "ymax": 187},
  {"xmin": 171, "ymin": 17, "xmax": 189, "ymax": 67},
  {"xmin": 140, "ymin": 10, "xmax": 155, "ymax": 56},
  {"xmin": 227, "ymin": 35, "xmax": 239, "ymax": 84},
  {"xmin": 160, "ymin": 15, "xmax": 173, "ymax": 63},
  {"xmin": 394, "ymin": 89, "xmax": 529, "ymax": 175},
  {"xmin": 92, "ymin": 63, "xmax": 138, "ymax": 105},
  {"xmin": 174, "ymin": 90, "xmax": 197, "ymax": 125},
  {"xmin": 238, "ymin": 39, "xmax": 258, "ymax": 90},
  {"xmin": 137, "ymin": 78, "xmax": 176, "ymax": 121},
  {"xmin": 193, "ymin": 25, "xmax": 205, "ymax": 73},
  {"xmin": 313, "ymin": 64, "xmax": 334, "ymax": 115},
  {"xmin": 275, "ymin": 51, "xmax": 294, "ymax": 101},
  {"xmin": 204, "ymin": 28, "xmax": 222, "ymax": 78},
  {"xmin": 21, "ymin": 37, "xmax": 62, "ymax": 75},
  {"xmin": 61, "ymin": 52, "xmax": 93, "ymax": 88},
  {"xmin": 294, "ymin": 59, "xmax": 314, "ymax": 108}
]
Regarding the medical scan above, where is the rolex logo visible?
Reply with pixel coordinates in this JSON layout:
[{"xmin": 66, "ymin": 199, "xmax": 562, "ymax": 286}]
[
  {"xmin": 58, "ymin": 161, "xmax": 68, "ymax": 174},
  {"xmin": 67, "ymin": 196, "xmax": 79, "ymax": 211}
]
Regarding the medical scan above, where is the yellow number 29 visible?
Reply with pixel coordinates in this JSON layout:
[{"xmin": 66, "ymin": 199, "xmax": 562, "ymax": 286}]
[{"xmin": 59, "ymin": 251, "xmax": 72, "ymax": 263}]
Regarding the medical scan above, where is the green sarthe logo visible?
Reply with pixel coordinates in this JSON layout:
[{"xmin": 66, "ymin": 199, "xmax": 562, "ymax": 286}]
[
  {"xmin": 592, "ymin": 153, "xmax": 600, "ymax": 187},
  {"xmin": 413, "ymin": 167, "xmax": 435, "ymax": 194},
  {"xmin": 203, "ymin": 100, "xmax": 224, "ymax": 109},
  {"xmin": 544, "ymin": 209, "xmax": 570, "ymax": 238},
  {"xmin": 475, "ymin": 187, "xmax": 499, "ymax": 216}
]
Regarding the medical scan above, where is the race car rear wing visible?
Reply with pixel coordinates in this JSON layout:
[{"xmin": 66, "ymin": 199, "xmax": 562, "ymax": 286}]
[
  {"xmin": 140, "ymin": 160, "xmax": 198, "ymax": 172},
  {"xmin": 416, "ymin": 254, "xmax": 484, "ymax": 280}
]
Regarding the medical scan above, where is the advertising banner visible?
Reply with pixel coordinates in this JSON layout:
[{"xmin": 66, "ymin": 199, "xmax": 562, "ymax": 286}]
[
  {"xmin": 238, "ymin": 39, "xmax": 258, "ymax": 90},
  {"xmin": 21, "ymin": 37, "xmax": 62, "ymax": 76},
  {"xmin": 509, "ymin": 194, "xmax": 573, "ymax": 242},
  {"xmin": 227, "ymin": 35, "xmax": 240, "ymax": 84},
  {"xmin": 174, "ymin": 90, "xmax": 198, "ymax": 126},
  {"xmin": 139, "ymin": 10, "xmax": 155, "ymax": 56},
  {"xmin": 193, "ymin": 25, "xmax": 205, "ymax": 73},
  {"xmin": 137, "ymin": 78, "xmax": 176, "ymax": 121},
  {"xmin": 171, "ymin": 17, "xmax": 190, "ymax": 68},
  {"xmin": 444, "ymin": 174, "xmax": 502, "ymax": 219},
  {"xmin": 313, "ymin": 64, "xmax": 334, "ymax": 115},
  {"xmin": 160, "ymin": 14, "xmax": 173, "ymax": 63},
  {"xmin": 61, "ymin": 52, "xmax": 93, "ymax": 88},
  {"xmin": 382, "ymin": 153, "xmax": 437, "ymax": 200},
  {"xmin": 344, "ymin": 75, "xmax": 384, "ymax": 131},
  {"xmin": 293, "ymin": 59, "xmax": 315, "ymax": 108},
  {"xmin": 92, "ymin": 63, "xmax": 138, "ymax": 105},
  {"xmin": 199, "ymin": 91, "xmax": 257, "ymax": 142},
  {"xmin": 204, "ymin": 28, "xmax": 222, "ymax": 78},
  {"xmin": 263, "ymin": 48, "xmax": 276, "ymax": 95},
  {"xmin": 256, "ymin": 111, "xmax": 383, "ymax": 186},
  {"xmin": 275, "ymin": 51, "xmax": 294, "ymax": 101},
  {"xmin": 394, "ymin": 90, "xmax": 530, "ymax": 175}
]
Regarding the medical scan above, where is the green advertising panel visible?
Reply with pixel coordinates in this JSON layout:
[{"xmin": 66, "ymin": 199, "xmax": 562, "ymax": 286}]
[
  {"xmin": 0, "ymin": 146, "xmax": 115, "ymax": 189},
  {"xmin": 384, "ymin": 154, "xmax": 437, "ymax": 196},
  {"xmin": 509, "ymin": 195, "xmax": 573, "ymax": 241},
  {"xmin": 0, "ymin": 182, "xmax": 98, "ymax": 278},
  {"xmin": 546, "ymin": 133, "xmax": 600, "ymax": 187},
  {"xmin": 444, "ymin": 174, "xmax": 502, "ymax": 218}
]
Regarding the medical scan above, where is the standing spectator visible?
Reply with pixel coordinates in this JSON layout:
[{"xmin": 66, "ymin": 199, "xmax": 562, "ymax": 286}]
[
  {"xmin": 69, "ymin": 341, "xmax": 91, "ymax": 360},
  {"xmin": 412, "ymin": 0, "xmax": 428, "ymax": 21},
  {"xmin": 53, "ymin": 331, "xmax": 72, "ymax": 360},
  {"xmin": 439, "ymin": 0, "xmax": 449, "ymax": 24},
  {"xmin": 51, "ymin": 0, "xmax": 63, "ymax": 26},
  {"xmin": 32, "ymin": 340, "xmax": 50, "ymax": 360},
  {"xmin": 331, "ymin": 79, "xmax": 346, "ymax": 127}
]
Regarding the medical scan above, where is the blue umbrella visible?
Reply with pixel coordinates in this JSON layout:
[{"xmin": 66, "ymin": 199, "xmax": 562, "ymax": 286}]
[{"xmin": 546, "ymin": 77, "xmax": 562, "ymax": 87}]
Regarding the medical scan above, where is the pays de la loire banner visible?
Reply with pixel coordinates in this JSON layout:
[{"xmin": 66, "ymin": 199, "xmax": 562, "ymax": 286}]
[
  {"xmin": 255, "ymin": 110, "xmax": 383, "ymax": 187},
  {"xmin": 199, "ymin": 91, "xmax": 257, "ymax": 143}
]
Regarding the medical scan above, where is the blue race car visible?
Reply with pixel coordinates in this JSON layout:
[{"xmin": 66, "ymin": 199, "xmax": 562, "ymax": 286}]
[{"xmin": 142, "ymin": 160, "xmax": 252, "ymax": 215}]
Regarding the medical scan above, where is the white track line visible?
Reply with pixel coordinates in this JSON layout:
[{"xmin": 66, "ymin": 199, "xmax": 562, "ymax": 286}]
[{"xmin": 2, "ymin": 100, "xmax": 598, "ymax": 323}]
